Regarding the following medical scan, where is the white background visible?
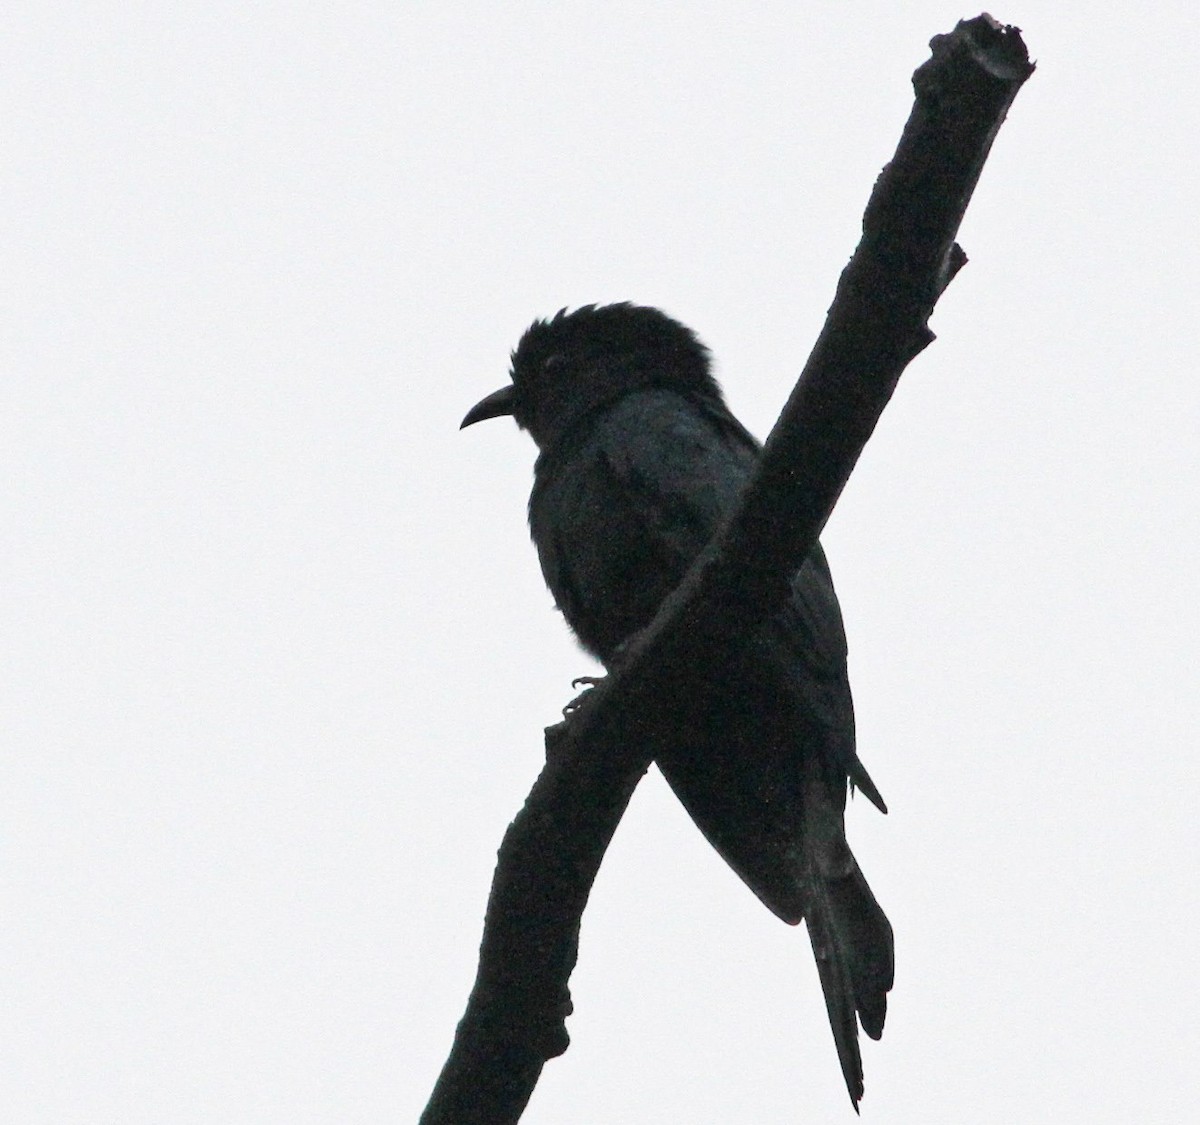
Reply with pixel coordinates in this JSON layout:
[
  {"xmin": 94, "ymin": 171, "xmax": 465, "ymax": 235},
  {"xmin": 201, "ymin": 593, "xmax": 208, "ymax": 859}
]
[{"xmin": 3, "ymin": 3, "xmax": 1197, "ymax": 1122}]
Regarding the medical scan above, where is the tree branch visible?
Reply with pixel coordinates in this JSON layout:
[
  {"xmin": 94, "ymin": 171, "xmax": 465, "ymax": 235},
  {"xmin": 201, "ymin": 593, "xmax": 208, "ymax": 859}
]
[{"xmin": 422, "ymin": 15, "xmax": 1033, "ymax": 1124}]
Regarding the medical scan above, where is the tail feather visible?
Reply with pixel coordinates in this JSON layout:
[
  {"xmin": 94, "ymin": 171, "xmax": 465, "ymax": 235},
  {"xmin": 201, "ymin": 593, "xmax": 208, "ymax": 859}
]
[
  {"xmin": 806, "ymin": 903, "xmax": 865, "ymax": 1110},
  {"xmin": 801, "ymin": 756, "xmax": 894, "ymax": 1108},
  {"xmin": 805, "ymin": 865, "xmax": 894, "ymax": 1109}
]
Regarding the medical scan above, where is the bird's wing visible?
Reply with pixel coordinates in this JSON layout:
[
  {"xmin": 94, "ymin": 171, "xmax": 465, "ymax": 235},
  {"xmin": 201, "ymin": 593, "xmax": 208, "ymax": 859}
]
[
  {"xmin": 599, "ymin": 393, "xmax": 884, "ymax": 805},
  {"xmin": 770, "ymin": 550, "xmax": 888, "ymax": 813},
  {"xmin": 598, "ymin": 393, "xmax": 760, "ymax": 567},
  {"xmin": 530, "ymin": 389, "xmax": 758, "ymax": 659}
]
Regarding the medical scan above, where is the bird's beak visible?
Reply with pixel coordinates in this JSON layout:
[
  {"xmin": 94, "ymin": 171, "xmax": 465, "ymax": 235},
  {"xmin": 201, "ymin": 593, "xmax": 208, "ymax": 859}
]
[{"xmin": 460, "ymin": 385, "xmax": 516, "ymax": 429}]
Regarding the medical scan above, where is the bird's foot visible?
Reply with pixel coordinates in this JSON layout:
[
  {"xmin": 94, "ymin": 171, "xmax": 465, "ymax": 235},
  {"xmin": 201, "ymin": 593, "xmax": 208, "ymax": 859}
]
[
  {"xmin": 544, "ymin": 676, "xmax": 606, "ymax": 761},
  {"xmin": 562, "ymin": 676, "xmax": 603, "ymax": 717}
]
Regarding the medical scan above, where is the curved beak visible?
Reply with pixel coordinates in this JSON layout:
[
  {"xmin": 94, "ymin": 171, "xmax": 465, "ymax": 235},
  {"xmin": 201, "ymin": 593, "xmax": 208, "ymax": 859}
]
[{"xmin": 460, "ymin": 385, "xmax": 516, "ymax": 429}]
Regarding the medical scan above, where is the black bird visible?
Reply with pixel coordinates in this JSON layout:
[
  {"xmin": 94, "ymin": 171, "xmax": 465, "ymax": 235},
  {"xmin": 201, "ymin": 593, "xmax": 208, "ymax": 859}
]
[{"xmin": 462, "ymin": 303, "xmax": 893, "ymax": 1109}]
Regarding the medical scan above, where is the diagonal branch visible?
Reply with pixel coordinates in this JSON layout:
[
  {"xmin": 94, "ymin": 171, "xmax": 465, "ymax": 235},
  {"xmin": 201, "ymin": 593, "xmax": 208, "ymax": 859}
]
[{"xmin": 422, "ymin": 15, "xmax": 1033, "ymax": 1124}]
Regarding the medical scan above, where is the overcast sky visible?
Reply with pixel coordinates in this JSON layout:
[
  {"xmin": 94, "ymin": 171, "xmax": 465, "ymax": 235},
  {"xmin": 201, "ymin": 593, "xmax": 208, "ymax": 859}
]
[{"xmin": 3, "ymin": 3, "xmax": 1197, "ymax": 1122}]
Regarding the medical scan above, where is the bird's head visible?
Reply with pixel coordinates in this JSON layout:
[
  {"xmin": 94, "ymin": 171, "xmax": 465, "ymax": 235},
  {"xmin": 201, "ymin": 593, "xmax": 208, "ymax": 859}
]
[{"xmin": 461, "ymin": 303, "xmax": 720, "ymax": 451}]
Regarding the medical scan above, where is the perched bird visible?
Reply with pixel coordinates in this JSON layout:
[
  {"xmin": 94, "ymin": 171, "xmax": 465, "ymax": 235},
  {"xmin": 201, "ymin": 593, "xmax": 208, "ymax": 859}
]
[{"xmin": 461, "ymin": 303, "xmax": 893, "ymax": 1109}]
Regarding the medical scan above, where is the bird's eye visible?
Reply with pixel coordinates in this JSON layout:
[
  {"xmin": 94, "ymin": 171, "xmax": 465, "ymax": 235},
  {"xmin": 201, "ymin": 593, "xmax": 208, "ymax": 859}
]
[{"xmin": 542, "ymin": 353, "xmax": 565, "ymax": 373}]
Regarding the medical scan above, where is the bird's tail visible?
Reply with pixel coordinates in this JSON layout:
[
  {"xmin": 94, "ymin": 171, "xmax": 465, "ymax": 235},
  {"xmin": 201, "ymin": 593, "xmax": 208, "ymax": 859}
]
[
  {"xmin": 801, "ymin": 760, "xmax": 894, "ymax": 1111},
  {"xmin": 805, "ymin": 857, "xmax": 893, "ymax": 1111}
]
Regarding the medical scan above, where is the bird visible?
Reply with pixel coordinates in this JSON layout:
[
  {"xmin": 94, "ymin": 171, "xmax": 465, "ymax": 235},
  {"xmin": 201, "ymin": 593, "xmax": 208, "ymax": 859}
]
[{"xmin": 461, "ymin": 302, "xmax": 893, "ymax": 1109}]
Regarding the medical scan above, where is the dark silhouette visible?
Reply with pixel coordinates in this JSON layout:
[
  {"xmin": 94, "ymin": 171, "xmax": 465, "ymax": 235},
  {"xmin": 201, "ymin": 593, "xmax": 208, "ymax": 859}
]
[
  {"xmin": 431, "ymin": 22, "xmax": 1031, "ymax": 1121},
  {"xmin": 462, "ymin": 303, "xmax": 893, "ymax": 1106}
]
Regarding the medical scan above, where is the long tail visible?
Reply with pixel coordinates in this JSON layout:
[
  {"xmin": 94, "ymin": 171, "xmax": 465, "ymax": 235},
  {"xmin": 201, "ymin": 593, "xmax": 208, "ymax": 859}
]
[
  {"xmin": 801, "ymin": 758, "xmax": 894, "ymax": 1111},
  {"xmin": 805, "ymin": 860, "xmax": 893, "ymax": 1110}
]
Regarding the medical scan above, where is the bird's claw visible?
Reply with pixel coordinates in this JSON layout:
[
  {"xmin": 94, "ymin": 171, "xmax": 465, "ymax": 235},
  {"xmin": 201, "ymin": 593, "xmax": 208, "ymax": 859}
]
[{"xmin": 563, "ymin": 675, "xmax": 603, "ymax": 717}]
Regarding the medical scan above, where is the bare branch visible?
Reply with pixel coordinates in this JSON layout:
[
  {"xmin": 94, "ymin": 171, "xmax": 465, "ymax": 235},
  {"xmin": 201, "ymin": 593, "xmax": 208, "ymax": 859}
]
[{"xmin": 422, "ymin": 16, "xmax": 1033, "ymax": 1124}]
